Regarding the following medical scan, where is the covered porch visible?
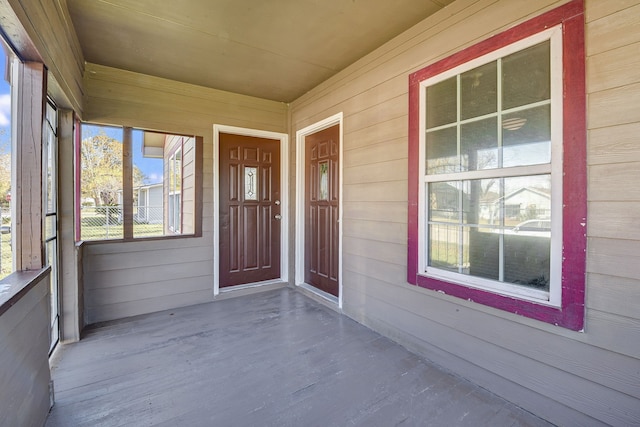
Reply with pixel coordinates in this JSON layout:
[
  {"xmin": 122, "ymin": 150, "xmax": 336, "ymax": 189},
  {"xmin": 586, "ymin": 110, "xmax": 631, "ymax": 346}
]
[{"xmin": 46, "ymin": 288, "xmax": 549, "ymax": 426}]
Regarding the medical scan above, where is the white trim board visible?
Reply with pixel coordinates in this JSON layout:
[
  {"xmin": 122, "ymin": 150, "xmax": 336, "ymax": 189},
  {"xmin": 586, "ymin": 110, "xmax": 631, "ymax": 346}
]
[
  {"xmin": 295, "ymin": 112, "xmax": 344, "ymax": 309},
  {"xmin": 212, "ymin": 124, "xmax": 289, "ymax": 296}
]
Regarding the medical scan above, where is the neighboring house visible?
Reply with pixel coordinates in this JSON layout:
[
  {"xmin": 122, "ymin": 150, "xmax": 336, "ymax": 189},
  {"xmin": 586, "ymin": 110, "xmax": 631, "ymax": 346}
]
[
  {"xmin": 141, "ymin": 132, "xmax": 196, "ymax": 234},
  {"xmin": 0, "ymin": 1, "xmax": 638, "ymax": 426},
  {"xmin": 135, "ymin": 183, "xmax": 163, "ymax": 224},
  {"xmin": 116, "ymin": 183, "xmax": 163, "ymax": 224},
  {"xmin": 494, "ymin": 187, "xmax": 551, "ymax": 222}
]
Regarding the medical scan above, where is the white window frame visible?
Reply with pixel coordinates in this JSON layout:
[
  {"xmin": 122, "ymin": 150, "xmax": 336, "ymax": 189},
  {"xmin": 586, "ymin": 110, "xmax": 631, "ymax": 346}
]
[
  {"xmin": 168, "ymin": 146, "xmax": 182, "ymax": 233},
  {"xmin": 417, "ymin": 26, "xmax": 564, "ymax": 307}
]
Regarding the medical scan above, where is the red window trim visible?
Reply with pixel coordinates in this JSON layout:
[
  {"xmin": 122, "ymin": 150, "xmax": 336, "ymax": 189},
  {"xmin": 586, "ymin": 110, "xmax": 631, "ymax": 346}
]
[{"xmin": 407, "ymin": 0, "xmax": 586, "ymax": 331}]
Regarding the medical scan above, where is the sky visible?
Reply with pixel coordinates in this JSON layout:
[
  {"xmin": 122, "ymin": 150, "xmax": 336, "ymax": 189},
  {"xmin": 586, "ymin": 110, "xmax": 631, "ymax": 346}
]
[
  {"xmin": 0, "ymin": 48, "xmax": 10, "ymax": 148},
  {"xmin": 0, "ymin": 45, "xmax": 162, "ymax": 185},
  {"xmin": 133, "ymin": 130, "xmax": 164, "ymax": 185},
  {"xmin": 81, "ymin": 124, "xmax": 164, "ymax": 186}
]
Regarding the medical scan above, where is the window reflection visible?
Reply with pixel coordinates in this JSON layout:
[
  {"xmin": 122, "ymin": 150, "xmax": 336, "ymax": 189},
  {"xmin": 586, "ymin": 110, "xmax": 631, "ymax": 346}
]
[
  {"xmin": 318, "ymin": 161, "xmax": 329, "ymax": 201},
  {"xmin": 426, "ymin": 126, "xmax": 457, "ymax": 174},
  {"xmin": 502, "ymin": 41, "xmax": 550, "ymax": 110},
  {"xmin": 502, "ymin": 105, "xmax": 551, "ymax": 167}
]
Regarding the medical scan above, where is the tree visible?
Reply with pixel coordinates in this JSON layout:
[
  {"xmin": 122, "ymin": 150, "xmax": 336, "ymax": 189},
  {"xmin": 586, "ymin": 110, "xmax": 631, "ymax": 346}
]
[
  {"xmin": 81, "ymin": 132, "xmax": 144, "ymax": 206},
  {"xmin": 0, "ymin": 129, "xmax": 10, "ymax": 209},
  {"xmin": 0, "ymin": 152, "xmax": 9, "ymax": 208}
]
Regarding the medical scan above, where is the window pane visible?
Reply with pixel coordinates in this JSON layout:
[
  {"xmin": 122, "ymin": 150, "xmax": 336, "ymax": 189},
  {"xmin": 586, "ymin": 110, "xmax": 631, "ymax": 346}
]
[
  {"xmin": 46, "ymin": 238, "xmax": 59, "ymax": 349},
  {"xmin": 428, "ymin": 224, "xmax": 459, "ymax": 272},
  {"xmin": 502, "ymin": 105, "xmax": 551, "ymax": 167},
  {"xmin": 45, "ymin": 125, "xmax": 56, "ymax": 214},
  {"xmin": 426, "ymin": 126, "xmax": 457, "ymax": 174},
  {"xmin": 80, "ymin": 125, "xmax": 124, "ymax": 240},
  {"xmin": 318, "ymin": 161, "xmax": 329, "ymax": 201},
  {"xmin": 426, "ymin": 77, "xmax": 457, "ymax": 128},
  {"xmin": 0, "ymin": 46, "xmax": 12, "ymax": 278},
  {"xmin": 45, "ymin": 215, "xmax": 56, "ymax": 240},
  {"xmin": 0, "ymin": 214, "xmax": 10, "ymax": 279},
  {"xmin": 502, "ymin": 41, "xmax": 550, "ymax": 110},
  {"xmin": 504, "ymin": 233, "xmax": 550, "ymax": 291},
  {"xmin": 429, "ymin": 181, "xmax": 460, "ymax": 222},
  {"xmin": 503, "ymin": 175, "xmax": 551, "ymax": 227},
  {"xmin": 169, "ymin": 147, "xmax": 183, "ymax": 233},
  {"xmin": 461, "ymin": 117, "xmax": 498, "ymax": 171},
  {"xmin": 467, "ymin": 226, "xmax": 499, "ymax": 280},
  {"xmin": 130, "ymin": 132, "xmax": 197, "ymax": 238},
  {"xmin": 461, "ymin": 61, "xmax": 497, "ymax": 120},
  {"xmin": 244, "ymin": 166, "xmax": 258, "ymax": 201},
  {"xmin": 462, "ymin": 178, "xmax": 501, "ymax": 226},
  {"xmin": 132, "ymin": 130, "xmax": 164, "ymax": 238}
]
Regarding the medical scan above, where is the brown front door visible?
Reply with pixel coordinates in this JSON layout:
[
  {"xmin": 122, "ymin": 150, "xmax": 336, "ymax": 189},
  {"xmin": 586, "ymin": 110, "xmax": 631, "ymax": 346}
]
[
  {"xmin": 305, "ymin": 124, "xmax": 340, "ymax": 297},
  {"xmin": 219, "ymin": 133, "xmax": 281, "ymax": 287}
]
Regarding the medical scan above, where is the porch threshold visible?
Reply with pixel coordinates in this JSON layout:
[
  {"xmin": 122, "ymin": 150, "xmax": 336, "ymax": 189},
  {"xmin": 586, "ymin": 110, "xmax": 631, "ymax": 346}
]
[
  {"xmin": 215, "ymin": 279, "xmax": 287, "ymax": 300},
  {"xmin": 296, "ymin": 281, "xmax": 339, "ymax": 309},
  {"xmin": 46, "ymin": 288, "xmax": 551, "ymax": 427}
]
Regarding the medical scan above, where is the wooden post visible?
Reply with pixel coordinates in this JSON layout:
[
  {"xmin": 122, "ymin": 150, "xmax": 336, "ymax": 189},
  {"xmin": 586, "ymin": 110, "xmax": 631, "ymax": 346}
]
[
  {"xmin": 58, "ymin": 109, "xmax": 81, "ymax": 341},
  {"xmin": 13, "ymin": 61, "xmax": 46, "ymax": 270},
  {"xmin": 193, "ymin": 136, "xmax": 203, "ymax": 237},
  {"xmin": 122, "ymin": 127, "xmax": 133, "ymax": 239}
]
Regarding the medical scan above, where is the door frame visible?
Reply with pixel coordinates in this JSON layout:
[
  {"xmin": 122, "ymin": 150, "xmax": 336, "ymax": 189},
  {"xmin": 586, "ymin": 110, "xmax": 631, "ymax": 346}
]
[
  {"xmin": 295, "ymin": 113, "xmax": 343, "ymax": 308},
  {"xmin": 213, "ymin": 124, "xmax": 289, "ymax": 296}
]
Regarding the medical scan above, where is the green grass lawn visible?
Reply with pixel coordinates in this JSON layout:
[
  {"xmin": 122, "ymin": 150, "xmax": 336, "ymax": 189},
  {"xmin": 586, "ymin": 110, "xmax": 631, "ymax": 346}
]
[
  {"xmin": 0, "ymin": 232, "xmax": 12, "ymax": 280},
  {"xmin": 0, "ymin": 221, "xmax": 164, "ymax": 280},
  {"xmin": 80, "ymin": 217, "xmax": 164, "ymax": 240}
]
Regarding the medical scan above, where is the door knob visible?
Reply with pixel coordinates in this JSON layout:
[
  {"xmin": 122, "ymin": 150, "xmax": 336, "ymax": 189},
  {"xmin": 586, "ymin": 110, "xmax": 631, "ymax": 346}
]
[
  {"xmin": 274, "ymin": 200, "xmax": 280, "ymax": 205},
  {"xmin": 274, "ymin": 214, "xmax": 282, "ymax": 220}
]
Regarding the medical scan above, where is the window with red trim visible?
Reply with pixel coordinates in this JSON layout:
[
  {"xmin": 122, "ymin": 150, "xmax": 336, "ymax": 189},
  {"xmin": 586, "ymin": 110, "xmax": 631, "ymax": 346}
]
[{"xmin": 407, "ymin": 0, "xmax": 586, "ymax": 330}]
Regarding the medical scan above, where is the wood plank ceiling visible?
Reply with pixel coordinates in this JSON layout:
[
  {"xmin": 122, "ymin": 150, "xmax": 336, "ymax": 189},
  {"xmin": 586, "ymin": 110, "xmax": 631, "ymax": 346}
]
[{"xmin": 67, "ymin": 0, "xmax": 454, "ymax": 102}]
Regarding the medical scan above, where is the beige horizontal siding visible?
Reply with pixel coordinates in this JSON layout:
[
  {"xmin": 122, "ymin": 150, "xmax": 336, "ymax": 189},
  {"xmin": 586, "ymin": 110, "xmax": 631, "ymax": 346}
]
[
  {"xmin": 82, "ymin": 61, "xmax": 286, "ymax": 323},
  {"xmin": 84, "ymin": 63, "xmax": 287, "ymax": 134},
  {"xmin": 343, "ymin": 200, "xmax": 407, "ymax": 222},
  {"xmin": 0, "ymin": 274, "xmax": 51, "ymax": 427},
  {"xmin": 85, "ymin": 276, "xmax": 213, "ymax": 308},
  {"xmin": 587, "ymin": 273, "xmax": 640, "ymax": 319},
  {"xmin": 589, "ymin": 164, "xmax": 640, "ymax": 201},
  {"xmin": 87, "ymin": 289, "xmax": 214, "ymax": 324},
  {"xmin": 290, "ymin": 0, "xmax": 640, "ymax": 424},
  {"xmin": 587, "ymin": 42, "xmax": 640, "ymax": 93},
  {"xmin": 586, "ymin": 2, "xmax": 640, "ymax": 56},
  {"xmin": 589, "ymin": 122, "xmax": 640, "ymax": 165},
  {"xmin": 5, "ymin": 0, "xmax": 84, "ymax": 112}
]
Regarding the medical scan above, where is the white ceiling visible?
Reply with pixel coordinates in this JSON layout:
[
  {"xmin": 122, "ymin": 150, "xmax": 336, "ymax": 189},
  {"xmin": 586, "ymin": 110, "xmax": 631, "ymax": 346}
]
[{"xmin": 67, "ymin": 0, "xmax": 454, "ymax": 102}]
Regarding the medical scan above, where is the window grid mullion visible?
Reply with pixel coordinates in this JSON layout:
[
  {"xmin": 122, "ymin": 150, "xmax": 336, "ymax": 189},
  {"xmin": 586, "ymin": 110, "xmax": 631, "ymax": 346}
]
[
  {"xmin": 456, "ymin": 74, "xmax": 464, "ymax": 273},
  {"xmin": 424, "ymin": 163, "xmax": 552, "ymax": 183},
  {"xmin": 497, "ymin": 58, "xmax": 505, "ymax": 282},
  {"xmin": 423, "ymin": 36, "xmax": 554, "ymax": 295}
]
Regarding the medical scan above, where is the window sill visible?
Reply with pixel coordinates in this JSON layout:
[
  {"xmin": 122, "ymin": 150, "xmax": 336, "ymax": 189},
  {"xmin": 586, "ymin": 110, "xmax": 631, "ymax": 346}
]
[
  {"xmin": 0, "ymin": 267, "xmax": 51, "ymax": 317},
  {"xmin": 414, "ymin": 273, "xmax": 583, "ymax": 331},
  {"xmin": 78, "ymin": 233, "xmax": 200, "ymax": 245}
]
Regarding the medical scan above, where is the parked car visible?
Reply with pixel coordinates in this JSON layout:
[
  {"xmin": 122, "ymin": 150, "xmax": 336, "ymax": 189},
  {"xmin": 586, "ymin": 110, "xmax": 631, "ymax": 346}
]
[
  {"xmin": 0, "ymin": 225, "xmax": 11, "ymax": 234},
  {"xmin": 511, "ymin": 219, "xmax": 551, "ymax": 237},
  {"xmin": 513, "ymin": 219, "xmax": 551, "ymax": 232}
]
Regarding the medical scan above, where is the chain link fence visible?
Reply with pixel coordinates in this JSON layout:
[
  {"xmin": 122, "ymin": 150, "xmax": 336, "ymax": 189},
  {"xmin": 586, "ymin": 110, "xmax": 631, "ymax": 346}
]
[{"xmin": 80, "ymin": 206, "xmax": 164, "ymax": 240}]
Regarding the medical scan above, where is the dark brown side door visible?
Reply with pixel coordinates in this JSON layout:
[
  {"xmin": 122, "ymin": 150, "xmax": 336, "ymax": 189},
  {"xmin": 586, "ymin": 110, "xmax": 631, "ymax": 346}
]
[
  {"xmin": 219, "ymin": 133, "xmax": 281, "ymax": 287},
  {"xmin": 305, "ymin": 124, "xmax": 339, "ymax": 297}
]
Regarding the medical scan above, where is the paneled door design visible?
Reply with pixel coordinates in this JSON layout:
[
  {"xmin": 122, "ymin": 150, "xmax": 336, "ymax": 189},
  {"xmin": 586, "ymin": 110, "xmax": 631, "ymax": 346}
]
[
  {"xmin": 305, "ymin": 124, "xmax": 340, "ymax": 297},
  {"xmin": 219, "ymin": 133, "xmax": 281, "ymax": 287}
]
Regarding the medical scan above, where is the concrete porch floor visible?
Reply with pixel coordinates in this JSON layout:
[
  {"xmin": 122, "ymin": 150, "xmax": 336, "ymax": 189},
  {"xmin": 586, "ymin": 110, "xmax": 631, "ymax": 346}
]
[{"xmin": 46, "ymin": 288, "xmax": 552, "ymax": 426}]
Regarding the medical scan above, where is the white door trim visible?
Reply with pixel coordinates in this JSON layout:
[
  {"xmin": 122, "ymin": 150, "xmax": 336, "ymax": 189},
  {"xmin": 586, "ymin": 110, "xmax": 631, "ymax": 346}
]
[
  {"xmin": 295, "ymin": 113, "xmax": 344, "ymax": 309},
  {"xmin": 213, "ymin": 124, "xmax": 289, "ymax": 296}
]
